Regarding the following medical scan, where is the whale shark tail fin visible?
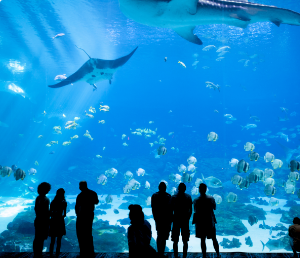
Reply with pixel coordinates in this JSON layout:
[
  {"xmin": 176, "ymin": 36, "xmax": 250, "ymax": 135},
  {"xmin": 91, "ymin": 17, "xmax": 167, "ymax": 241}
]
[{"xmin": 173, "ymin": 27, "xmax": 202, "ymax": 45}]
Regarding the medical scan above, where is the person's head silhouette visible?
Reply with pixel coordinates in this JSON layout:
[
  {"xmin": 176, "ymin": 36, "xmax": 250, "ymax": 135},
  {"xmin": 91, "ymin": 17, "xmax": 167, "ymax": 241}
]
[
  {"xmin": 178, "ymin": 182, "xmax": 186, "ymax": 193},
  {"xmin": 37, "ymin": 182, "xmax": 51, "ymax": 196},
  {"xmin": 79, "ymin": 181, "xmax": 88, "ymax": 191},
  {"xmin": 293, "ymin": 217, "xmax": 300, "ymax": 225},
  {"xmin": 128, "ymin": 204, "xmax": 144, "ymax": 225},
  {"xmin": 199, "ymin": 183, "xmax": 207, "ymax": 195},
  {"xmin": 158, "ymin": 181, "xmax": 167, "ymax": 192},
  {"xmin": 55, "ymin": 188, "xmax": 65, "ymax": 200}
]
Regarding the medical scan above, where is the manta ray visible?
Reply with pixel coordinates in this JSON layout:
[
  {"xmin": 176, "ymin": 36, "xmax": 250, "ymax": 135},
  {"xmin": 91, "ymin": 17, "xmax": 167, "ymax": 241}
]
[
  {"xmin": 119, "ymin": 0, "xmax": 300, "ymax": 45},
  {"xmin": 48, "ymin": 47, "xmax": 138, "ymax": 90}
]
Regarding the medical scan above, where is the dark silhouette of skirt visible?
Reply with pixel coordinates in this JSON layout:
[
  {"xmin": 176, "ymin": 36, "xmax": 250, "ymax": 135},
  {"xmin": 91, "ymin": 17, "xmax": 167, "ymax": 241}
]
[{"xmin": 49, "ymin": 216, "xmax": 66, "ymax": 237}]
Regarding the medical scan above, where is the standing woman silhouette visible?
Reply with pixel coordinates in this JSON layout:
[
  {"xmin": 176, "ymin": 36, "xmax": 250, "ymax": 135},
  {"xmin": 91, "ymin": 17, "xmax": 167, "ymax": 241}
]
[
  {"xmin": 49, "ymin": 188, "xmax": 67, "ymax": 258},
  {"xmin": 33, "ymin": 182, "xmax": 51, "ymax": 258}
]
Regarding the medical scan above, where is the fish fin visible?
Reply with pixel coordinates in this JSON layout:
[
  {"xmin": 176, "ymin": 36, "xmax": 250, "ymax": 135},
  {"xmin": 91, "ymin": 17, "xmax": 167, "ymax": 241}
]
[
  {"xmin": 271, "ymin": 19, "xmax": 282, "ymax": 27},
  {"xmin": 230, "ymin": 14, "xmax": 251, "ymax": 22},
  {"xmin": 173, "ymin": 27, "xmax": 203, "ymax": 45},
  {"xmin": 229, "ymin": 14, "xmax": 250, "ymax": 28},
  {"xmin": 201, "ymin": 173, "xmax": 205, "ymax": 181},
  {"xmin": 260, "ymin": 240, "xmax": 265, "ymax": 251}
]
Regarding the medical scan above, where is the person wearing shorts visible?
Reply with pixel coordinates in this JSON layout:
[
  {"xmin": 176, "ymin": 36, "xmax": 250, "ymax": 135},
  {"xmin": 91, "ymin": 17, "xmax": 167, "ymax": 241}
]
[
  {"xmin": 193, "ymin": 183, "xmax": 220, "ymax": 258},
  {"xmin": 170, "ymin": 183, "xmax": 192, "ymax": 258}
]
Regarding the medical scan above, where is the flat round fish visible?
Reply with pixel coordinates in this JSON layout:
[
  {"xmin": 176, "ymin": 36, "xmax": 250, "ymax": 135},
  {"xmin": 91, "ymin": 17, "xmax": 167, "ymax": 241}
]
[{"xmin": 48, "ymin": 47, "xmax": 138, "ymax": 88}]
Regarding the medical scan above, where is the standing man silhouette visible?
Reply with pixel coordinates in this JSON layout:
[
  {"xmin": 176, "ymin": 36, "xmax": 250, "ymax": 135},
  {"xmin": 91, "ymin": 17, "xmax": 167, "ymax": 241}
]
[
  {"xmin": 170, "ymin": 183, "xmax": 192, "ymax": 258},
  {"xmin": 151, "ymin": 182, "xmax": 172, "ymax": 257},
  {"xmin": 75, "ymin": 181, "xmax": 99, "ymax": 257},
  {"xmin": 193, "ymin": 183, "xmax": 220, "ymax": 258}
]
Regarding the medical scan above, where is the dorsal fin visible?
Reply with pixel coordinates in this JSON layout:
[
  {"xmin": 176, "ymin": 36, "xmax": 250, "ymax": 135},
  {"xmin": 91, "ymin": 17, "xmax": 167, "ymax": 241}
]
[{"xmin": 271, "ymin": 18, "xmax": 282, "ymax": 27}]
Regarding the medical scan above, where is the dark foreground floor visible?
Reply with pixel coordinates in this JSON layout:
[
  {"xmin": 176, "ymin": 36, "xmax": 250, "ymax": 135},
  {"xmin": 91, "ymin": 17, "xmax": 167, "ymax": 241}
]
[{"xmin": 0, "ymin": 253, "xmax": 294, "ymax": 258}]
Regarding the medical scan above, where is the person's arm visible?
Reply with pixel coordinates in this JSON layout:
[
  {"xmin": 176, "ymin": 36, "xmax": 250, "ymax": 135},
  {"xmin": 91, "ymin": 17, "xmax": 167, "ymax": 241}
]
[
  {"xmin": 147, "ymin": 223, "xmax": 152, "ymax": 245},
  {"xmin": 127, "ymin": 226, "xmax": 136, "ymax": 245},
  {"xmin": 46, "ymin": 198, "xmax": 50, "ymax": 217},
  {"xmin": 193, "ymin": 199, "xmax": 196, "ymax": 213},
  {"xmin": 212, "ymin": 197, "xmax": 216, "ymax": 210},
  {"xmin": 75, "ymin": 196, "xmax": 79, "ymax": 216},
  {"xmin": 34, "ymin": 197, "xmax": 38, "ymax": 215},
  {"xmin": 49, "ymin": 201, "xmax": 53, "ymax": 218},
  {"xmin": 63, "ymin": 201, "xmax": 67, "ymax": 217},
  {"xmin": 151, "ymin": 194, "xmax": 157, "ymax": 221},
  {"xmin": 94, "ymin": 191, "xmax": 99, "ymax": 205},
  {"xmin": 188, "ymin": 196, "xmax": 193, "ymax": 219}
]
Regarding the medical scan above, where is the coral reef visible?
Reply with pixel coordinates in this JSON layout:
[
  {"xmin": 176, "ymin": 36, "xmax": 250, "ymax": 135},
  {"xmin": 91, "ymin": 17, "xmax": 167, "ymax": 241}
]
[{"xmin": 220, "ymin": 238, "xmax": 242, "ymax": 249}]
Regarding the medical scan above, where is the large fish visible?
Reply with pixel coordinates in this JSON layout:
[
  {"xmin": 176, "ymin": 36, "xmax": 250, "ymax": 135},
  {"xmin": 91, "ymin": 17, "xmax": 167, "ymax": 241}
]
[
  {"xmin": 119, "ymin": 0, "xmax": 300, "ymax": 45},
  {"xmin": 48, "ymin": 47, "xmax": 138, "ymax": 89}
]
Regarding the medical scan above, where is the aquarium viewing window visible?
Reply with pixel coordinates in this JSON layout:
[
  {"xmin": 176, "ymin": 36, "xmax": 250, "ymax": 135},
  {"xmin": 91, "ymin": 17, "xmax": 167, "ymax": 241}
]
[{"xmin": 0, "ymin": 0, "xmax": 299, "ymax": 254}]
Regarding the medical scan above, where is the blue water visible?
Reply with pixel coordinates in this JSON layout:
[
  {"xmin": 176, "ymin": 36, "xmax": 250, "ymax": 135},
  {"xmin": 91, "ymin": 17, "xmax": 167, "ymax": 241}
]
[{"xmin": 0, "ymin": 0, "xmax": 300, "ymax": 253}]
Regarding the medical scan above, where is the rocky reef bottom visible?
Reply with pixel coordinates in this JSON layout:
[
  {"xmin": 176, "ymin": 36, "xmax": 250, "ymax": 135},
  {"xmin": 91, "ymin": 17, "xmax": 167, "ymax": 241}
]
[{"xmin": 0, "ymin": 206, "xmax": 132, "ymax": 252}]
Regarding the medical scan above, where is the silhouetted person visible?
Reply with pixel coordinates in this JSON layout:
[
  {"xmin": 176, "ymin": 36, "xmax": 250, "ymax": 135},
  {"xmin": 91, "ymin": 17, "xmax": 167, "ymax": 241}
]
[
  {"xmin": 289, "ymin": 217, "xmax": 300, "ymax": 258},
  {"xmin": 75, "ymin": 181, "xmax": 99, "ymax": 257},
  {"xmin": 127, "ymin": 204, "xmax": 156, "ymax": 258},
  {"xmin": 193, "ymin": 183, "xmax": 220, "ymax": 258},
  {"xmin": 33, "ymin": 182, "xmax": 51, "ymax": 258},
  {"xmin": 49, "ymin": 188, "xmax": 67, "ymax": 258},
  {"xmin": 170, "ymin": 183, "xmax": 192, "ymax": 258},
  {"xmin": 151, "ymin": 182, "xmax": 172, "ymax": 257}
]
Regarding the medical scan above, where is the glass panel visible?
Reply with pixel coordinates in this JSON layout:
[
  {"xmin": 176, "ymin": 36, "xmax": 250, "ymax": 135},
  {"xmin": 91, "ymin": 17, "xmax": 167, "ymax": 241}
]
[{"xmin": 0, "ymin": 0, "xmax": 299, "ymax": 253}]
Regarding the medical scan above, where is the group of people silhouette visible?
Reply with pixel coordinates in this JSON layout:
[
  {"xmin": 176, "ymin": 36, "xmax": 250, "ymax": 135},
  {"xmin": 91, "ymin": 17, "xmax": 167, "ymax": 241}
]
[
  {"xmin": 32, "ymin": 180, "xmax": 300, "ymax": 258},
  {"xmin": 33, "ymin": 181, "xmax": 99, "ymax": 258},
  {"xmin": 33, "ymin": 180, "xmax": 219, "ymax": 258}
]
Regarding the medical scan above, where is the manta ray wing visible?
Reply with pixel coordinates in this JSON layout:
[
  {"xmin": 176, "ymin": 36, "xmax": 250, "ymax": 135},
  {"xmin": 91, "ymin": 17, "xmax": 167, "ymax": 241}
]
[
  {"xmin": 48, "ymin": 61, "xmax": 94, "ymax": 88},
  {"xmin": 95, "ymin": 46, "xmax": 138, "ymax": 69},
  {"xmin": 48, "ymin": 47, "xmax": 138, "ymax": 88}
]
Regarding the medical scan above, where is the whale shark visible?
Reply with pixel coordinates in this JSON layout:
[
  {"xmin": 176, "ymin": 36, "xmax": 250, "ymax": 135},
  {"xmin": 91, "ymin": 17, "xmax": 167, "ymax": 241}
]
[
  {"xmin": 119, "ymin": 0, "xmax": 300, "ymax": 45},
  {"xmin": 48, "ymin": 47, "xmax": 138, "ymax": 90}
]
